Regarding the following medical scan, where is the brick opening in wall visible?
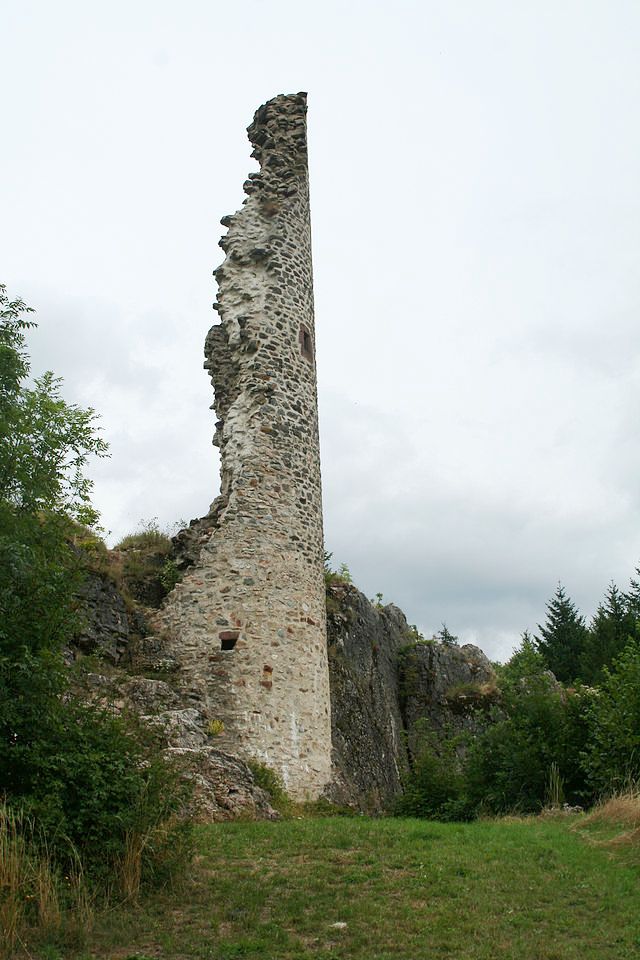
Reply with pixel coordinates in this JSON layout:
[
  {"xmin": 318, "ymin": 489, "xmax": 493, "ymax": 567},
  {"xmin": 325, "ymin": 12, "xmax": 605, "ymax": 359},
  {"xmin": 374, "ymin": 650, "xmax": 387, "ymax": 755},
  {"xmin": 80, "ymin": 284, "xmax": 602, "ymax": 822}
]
[
  {"xmin": 299, "ymin": 325, "xmax": 313, "ymax": 361},
  {"xmin": 219, "ymin": 630, "xmax": 239, "ymax": 651}
]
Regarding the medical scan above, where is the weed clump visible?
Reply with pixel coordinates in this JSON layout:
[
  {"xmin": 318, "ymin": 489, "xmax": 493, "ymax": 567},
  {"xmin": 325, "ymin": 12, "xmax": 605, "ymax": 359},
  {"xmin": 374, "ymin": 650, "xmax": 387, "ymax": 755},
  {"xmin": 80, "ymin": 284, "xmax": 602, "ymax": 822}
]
[{"xmin": 114, "ymin": 518, "xmax": 182, "ymax": 607}]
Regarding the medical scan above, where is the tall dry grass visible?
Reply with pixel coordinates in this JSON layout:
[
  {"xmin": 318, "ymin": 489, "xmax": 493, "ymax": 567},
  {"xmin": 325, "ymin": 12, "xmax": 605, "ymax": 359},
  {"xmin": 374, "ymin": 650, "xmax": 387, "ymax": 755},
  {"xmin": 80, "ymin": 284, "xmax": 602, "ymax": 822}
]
[
  {"xmin": 119, "ymin": 828, "xmax": 145, "ymax": 901},
  {"xmin": 577, "ymin": 786, "xmax": 640, "ymax": 857},
  {"xmin": 0, "ymin": 803, "xmax": 93, "ymax": 959},
  {"xmin": 581, "ymin": 786, "xmax": 640, "ymax": 830}
]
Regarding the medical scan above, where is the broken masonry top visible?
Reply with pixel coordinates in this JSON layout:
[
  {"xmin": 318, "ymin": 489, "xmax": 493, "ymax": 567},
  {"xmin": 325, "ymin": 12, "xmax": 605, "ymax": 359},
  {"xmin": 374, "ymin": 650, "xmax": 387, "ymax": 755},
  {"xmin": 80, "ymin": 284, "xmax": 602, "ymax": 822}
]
[{"xmin": 247, "ymin": 92, "xmax": 309, "ymax": 174}]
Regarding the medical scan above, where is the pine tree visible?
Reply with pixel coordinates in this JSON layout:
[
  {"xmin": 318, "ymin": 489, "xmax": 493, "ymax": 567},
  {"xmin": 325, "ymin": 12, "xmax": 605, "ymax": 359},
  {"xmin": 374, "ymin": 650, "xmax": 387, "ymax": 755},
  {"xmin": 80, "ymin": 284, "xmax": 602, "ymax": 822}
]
[
  {"xmin": 503, "ymin": 630, "xmax": 547, "ymax": 682},
  {"xmin": 535, "ymin": 584, "xmax": 589, "ymax": 683},
  {"xmin": 623, "ymin": 565, "xmax": 640, "ymax": 619},
  {"xmin": 580, "ymin": 582, "xmax": 639, "ymax": 685}
]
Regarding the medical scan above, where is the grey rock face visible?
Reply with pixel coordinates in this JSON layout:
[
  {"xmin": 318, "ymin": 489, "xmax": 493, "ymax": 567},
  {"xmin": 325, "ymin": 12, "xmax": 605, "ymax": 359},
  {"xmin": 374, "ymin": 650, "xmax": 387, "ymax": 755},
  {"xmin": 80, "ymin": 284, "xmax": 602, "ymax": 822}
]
[
  {"xmin": 399, "ymin": 641, "xmax": 498, "ymax": 756},
  {"xmin": 74, "ymin": 571, "xmax": 130, "ymax": 663},
  {"xmin": 142, "ymin": 708, "xmax": 210, "ymax": 750},
  {"xmin": 325, "ymin": 582, "xmax": 410, "ymax": 811},
  {"xmin": 120, "ymin": 676, "xmax": 182, "ymax": 712},
  {"xmin": 167, "ymin": 747, "xmax": 280, "ymax": 822},
  {"xmin": 324, "ymin": 583, "xmax": 498, "ymax": 810},
  {"xmin": 77, "ymin": 666, "xmax": 279, "ymax": 821}
]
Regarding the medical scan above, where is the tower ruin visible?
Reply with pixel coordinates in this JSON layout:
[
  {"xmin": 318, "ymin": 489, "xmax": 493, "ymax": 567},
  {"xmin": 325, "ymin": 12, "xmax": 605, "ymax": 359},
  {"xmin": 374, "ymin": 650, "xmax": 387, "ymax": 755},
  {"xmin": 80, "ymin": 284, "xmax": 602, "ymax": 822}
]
[{"xmin": 160, "ymin": 93, "xmax": 332, "ymax": 799}]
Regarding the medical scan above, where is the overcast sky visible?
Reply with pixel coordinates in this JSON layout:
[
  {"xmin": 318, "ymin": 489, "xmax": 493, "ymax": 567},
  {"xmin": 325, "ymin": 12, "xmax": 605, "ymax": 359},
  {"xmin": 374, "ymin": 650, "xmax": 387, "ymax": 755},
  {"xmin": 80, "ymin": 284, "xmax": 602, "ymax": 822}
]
[{"xmin": 2, "ymin": 0, "xmax": 639, "ymax": 660}]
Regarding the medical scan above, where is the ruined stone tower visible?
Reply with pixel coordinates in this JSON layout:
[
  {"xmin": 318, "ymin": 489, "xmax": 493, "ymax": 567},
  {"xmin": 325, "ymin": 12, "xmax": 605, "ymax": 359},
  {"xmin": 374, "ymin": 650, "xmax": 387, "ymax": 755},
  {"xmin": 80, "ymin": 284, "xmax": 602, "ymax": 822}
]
[{"xmin": 160, "ymin": 93, "xmax": 332, "ymax": 799}]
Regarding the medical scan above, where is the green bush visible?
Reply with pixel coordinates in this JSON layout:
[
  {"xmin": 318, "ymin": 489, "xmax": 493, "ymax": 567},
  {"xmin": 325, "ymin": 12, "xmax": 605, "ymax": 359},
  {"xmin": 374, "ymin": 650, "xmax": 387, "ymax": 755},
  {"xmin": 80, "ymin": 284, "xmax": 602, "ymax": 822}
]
[
  {"xmin": 582, "ymin": 639, "xmax": 640, "ymax": 795},
  {"xmin": 113, "ymin": 519, "xmax": 177, "ymax": 607},
  {"xmin": 247, "ymin": 760, "xmax": 292, "ymax": 816},
  {"xmin": 0, "ymin": 289, "xmax": 192, "ymax": 902},
  {"xmin": 395, "ymin": 723, "xmax": 475, "ymax": 821},
  {"xmin": 4, "ymin": 692, "xmax": 192, "ymax": 884},
  {"xmin": 463, "ymin": 656, "xmax": 590, "ymax": 814}
]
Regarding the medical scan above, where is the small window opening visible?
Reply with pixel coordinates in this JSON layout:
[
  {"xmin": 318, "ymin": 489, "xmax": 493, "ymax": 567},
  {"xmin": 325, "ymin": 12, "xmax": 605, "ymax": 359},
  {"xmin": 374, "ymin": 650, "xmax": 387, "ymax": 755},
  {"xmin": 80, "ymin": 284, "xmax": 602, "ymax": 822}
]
[
  {"xmin": 299, "ymin": 325, "xmax": 314, "ymax": 361},
  {"xmin": 219, "ymin": 630, "xmax": 239, "ymax": 651}
]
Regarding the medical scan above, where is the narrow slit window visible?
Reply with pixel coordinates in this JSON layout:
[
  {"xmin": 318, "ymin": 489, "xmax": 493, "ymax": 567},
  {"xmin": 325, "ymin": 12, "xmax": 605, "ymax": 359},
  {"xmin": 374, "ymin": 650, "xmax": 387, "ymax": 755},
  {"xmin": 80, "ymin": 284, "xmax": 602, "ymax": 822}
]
[{"xmin": 299, "ymin": 325, "xmax": 314, "ymax": 361}]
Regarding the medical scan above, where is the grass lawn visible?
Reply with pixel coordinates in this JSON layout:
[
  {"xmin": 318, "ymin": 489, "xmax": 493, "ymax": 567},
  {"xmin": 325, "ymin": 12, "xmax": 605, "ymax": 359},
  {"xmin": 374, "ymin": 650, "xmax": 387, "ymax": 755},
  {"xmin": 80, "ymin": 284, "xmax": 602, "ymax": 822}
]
[{"xmin": 68, "ymin": 816, "xmax": 640, "ymax": 960}]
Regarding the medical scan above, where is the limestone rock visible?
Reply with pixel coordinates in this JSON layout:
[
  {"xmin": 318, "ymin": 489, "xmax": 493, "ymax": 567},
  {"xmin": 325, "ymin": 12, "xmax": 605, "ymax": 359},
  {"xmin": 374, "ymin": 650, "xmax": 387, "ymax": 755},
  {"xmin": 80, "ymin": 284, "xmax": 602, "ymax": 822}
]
[
  {"xmin": 124, "ymin": 634, "xmax": 181, "ymax": 675},
  {"xmin": 142, "ymin": 708, "xmax": 210, "ymax": 750},
  {"xmin": 400, "ymin": 640, "xmax": 498, "ymax": 755},
  {"xmin": 167, "ymin": 747, "xmax": 280, "ymax": 822},
  {"xmin": 121, "ymin": 676, "xmax": 182, "ymax": 712},
  {"xmin": 325, "ymin": 582, "xmax": 409, "ymax": 812},
  {"xmin": 74, "ymin": 570, "xmax": 130, "ymax": 663}
]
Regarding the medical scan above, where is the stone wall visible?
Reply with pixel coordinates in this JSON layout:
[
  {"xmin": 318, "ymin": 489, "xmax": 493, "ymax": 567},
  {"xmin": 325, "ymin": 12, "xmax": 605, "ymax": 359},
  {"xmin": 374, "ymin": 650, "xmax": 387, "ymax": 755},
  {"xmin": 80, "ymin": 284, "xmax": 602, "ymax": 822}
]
[{"xmin": 157, "ymin": 93, "xmax": 332, "ymax": 800}]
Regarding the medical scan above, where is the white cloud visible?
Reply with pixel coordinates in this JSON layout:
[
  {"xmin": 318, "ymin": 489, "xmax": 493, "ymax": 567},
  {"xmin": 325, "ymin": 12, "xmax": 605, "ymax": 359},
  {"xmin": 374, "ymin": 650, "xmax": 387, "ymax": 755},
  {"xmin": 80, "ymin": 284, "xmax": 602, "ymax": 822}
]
[{"xmin": 2, "ymin": 0, "xmax": 639, "ymax": 661}]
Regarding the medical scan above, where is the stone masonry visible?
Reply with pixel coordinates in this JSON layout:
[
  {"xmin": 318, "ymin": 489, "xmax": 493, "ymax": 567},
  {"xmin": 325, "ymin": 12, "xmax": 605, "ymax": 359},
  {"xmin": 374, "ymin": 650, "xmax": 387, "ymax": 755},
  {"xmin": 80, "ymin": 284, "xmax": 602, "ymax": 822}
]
[{"xmin": 158, "ymin": 93, "xmax": 332, "ymax": 799}]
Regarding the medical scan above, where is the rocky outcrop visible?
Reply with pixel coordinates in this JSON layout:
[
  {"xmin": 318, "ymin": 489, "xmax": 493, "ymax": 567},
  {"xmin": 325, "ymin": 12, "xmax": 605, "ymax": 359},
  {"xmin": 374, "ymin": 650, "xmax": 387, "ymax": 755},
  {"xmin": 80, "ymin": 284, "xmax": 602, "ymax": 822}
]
[
  {"xmin": 399, "ymin": 641, "xmax": 498, "ymax": 756},
  {"xmin": 323, "ymin": 582, "xmax": 498, "ymax": 812},
  {"xmin": 72, "ymin": 565, "xmax": 498, "ymax": 818},
  {"xmin": 74, "ymin": 570, "xmax": 131, "ymax": 663},
  {"xmin": 168, "ymin": 747, "xmax": 279, "ymax": 822},
  {"xmin": 78, "ymin": 669, "xmax": 280, "ymax": 822},
  {"xmin": 324, "ymin": 581, "xmax": 410, "ymax": 811}
]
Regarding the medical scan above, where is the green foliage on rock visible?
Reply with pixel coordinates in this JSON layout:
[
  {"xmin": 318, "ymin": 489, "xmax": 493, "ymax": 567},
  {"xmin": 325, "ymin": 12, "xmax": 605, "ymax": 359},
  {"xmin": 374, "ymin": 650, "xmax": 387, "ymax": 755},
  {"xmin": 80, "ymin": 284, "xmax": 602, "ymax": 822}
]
[
  {"xmin": 114, "ymin": 518, "xmax": 179, "ymax": 607},
  {"xmin": 0, "ymin": 287, "xmax": 192, "ymax": 897},
  {"xmin": 395, "ymin": 722, "xmax": 474, "ymax": 821},
  {"xmin": 247, "ymin": 760, "xmax": 292, "ymax": 816},
  {"xmin": 399, "ymin": 631, "xmax": 595, "ymax": 820},
  {"xmin": 464, "ymin": 670, "xmax": 571, "ymax": 815}
]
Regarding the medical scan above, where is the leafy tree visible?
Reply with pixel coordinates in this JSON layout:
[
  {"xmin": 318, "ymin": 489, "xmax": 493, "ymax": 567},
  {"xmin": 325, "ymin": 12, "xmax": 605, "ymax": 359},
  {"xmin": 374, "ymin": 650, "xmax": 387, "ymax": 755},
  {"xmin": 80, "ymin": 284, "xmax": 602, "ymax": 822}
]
[
  {"xmin": 582, "ymin": 639, "xmax": 640, "ymax": 794},
  {"xmin": 0, "ymin": 287, "xmax": 191, "ymax": 882},
  {"xmin": 465, "ymin": 636, "xmax": 581, "ymax": 814},
  {"xmin": 0, "ymin": 287, "xmax": 107, "ymax": 520},
  {"xmin": 535, "ymin": 584, "xmax": 589, "ymax": 683},
  {"xmin": 0, "ymin": 286, "xmax": 107, "ymax": 684},
  {"xmin": 580, "ymin": 582, "xmax": 639, "ymax": 685},
  {"xmin": 0, "ymin": 284, "xmax": 108, "ymax": 817}
]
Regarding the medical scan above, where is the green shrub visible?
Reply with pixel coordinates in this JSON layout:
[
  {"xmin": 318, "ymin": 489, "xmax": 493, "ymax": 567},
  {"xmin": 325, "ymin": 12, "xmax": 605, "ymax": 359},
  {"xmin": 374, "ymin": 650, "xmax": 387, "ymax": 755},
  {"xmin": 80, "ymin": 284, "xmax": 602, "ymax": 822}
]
[
  {"xmin": 464, "ymin": 673, "xmax": 571, "ymax": 814},
  {"xmin": 395, "ymin": 724, "xmax": 475, "ymax": 821},
  {"xmin": 444, "ymin": 680, "xmax": 499, "ymax": 714},
  {"xmin": 247, "ymin": 761, "xmax": 291, "ymax": 816},
  {"xmin": 323, "ymin": 551, "xmax": 353, "ymax": 588},
  {"xmin": 0, "ymin": 293, "xmax": 192, "ymax": 907},
  {"xmin": 582, "ymin": 639, "xmax": 640, "ymax": 795},
  {"xmin": 5, "ymin": 696, "xmax": 192, "ymax": 887},
  {"xmin": 114, "ymin": 519, "xmax": 178, "ymax": 607}
]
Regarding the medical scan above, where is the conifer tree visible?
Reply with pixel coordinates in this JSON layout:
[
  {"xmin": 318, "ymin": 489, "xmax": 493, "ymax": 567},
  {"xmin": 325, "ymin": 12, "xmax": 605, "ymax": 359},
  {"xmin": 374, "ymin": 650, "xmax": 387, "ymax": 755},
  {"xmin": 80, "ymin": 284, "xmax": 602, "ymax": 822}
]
[
  {"xmin": 535, "ymin": 584, "xmax": 588, "ymax": 683},
  {"xmin": 623, "ymin": 565, "xmax": 640, "ymax": 619},
  {"xmin": 580, "ymin": 582, "xmax": 639, "ymax": 685},
  {"xmin": 503, "ymin": 630, "xmax": 547, "ymax": 682}
]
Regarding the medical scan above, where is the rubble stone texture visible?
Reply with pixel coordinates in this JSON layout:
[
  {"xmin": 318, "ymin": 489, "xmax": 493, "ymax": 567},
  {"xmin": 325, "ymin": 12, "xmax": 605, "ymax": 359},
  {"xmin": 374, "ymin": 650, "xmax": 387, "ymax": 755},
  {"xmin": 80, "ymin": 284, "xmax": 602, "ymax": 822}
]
[{"xmin": 159, "ymin": 93, "xmax": 332, "ymax": 799}]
